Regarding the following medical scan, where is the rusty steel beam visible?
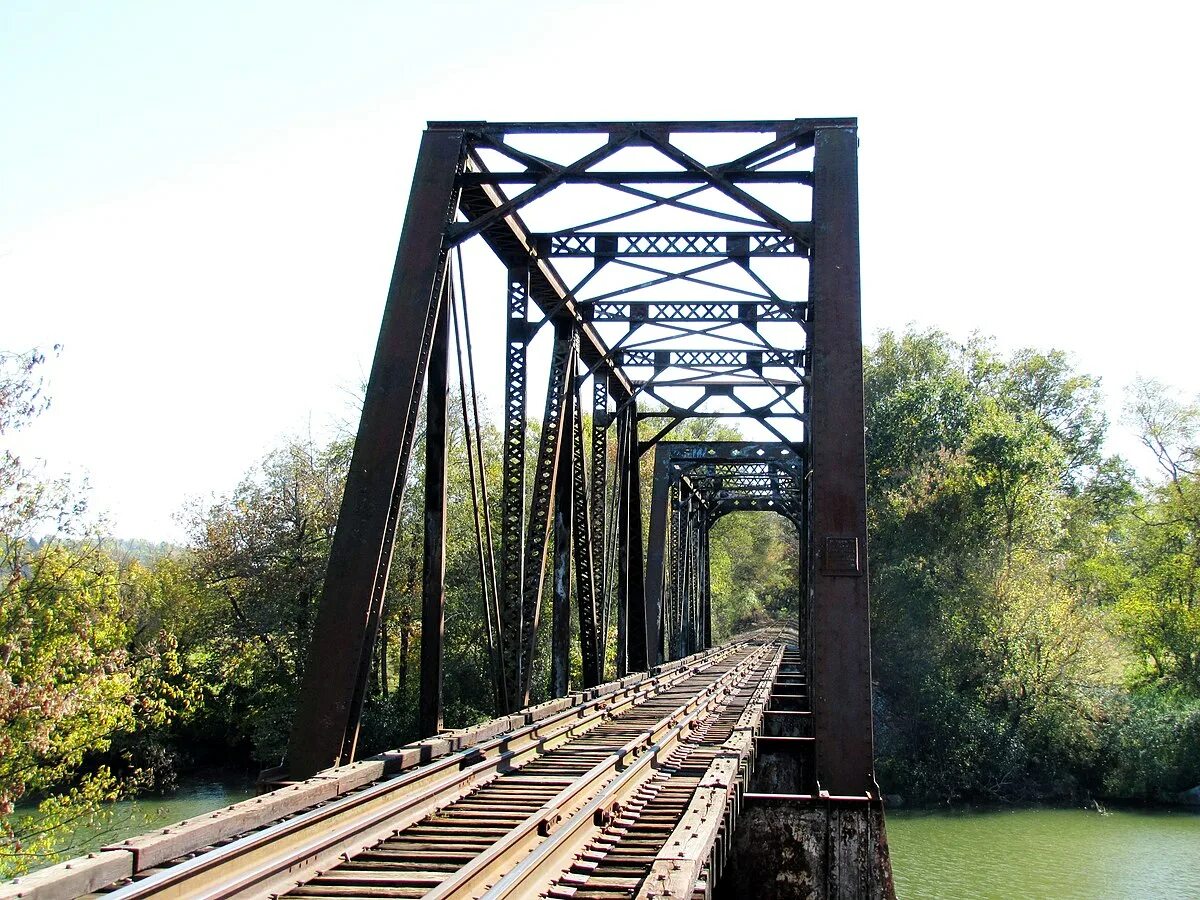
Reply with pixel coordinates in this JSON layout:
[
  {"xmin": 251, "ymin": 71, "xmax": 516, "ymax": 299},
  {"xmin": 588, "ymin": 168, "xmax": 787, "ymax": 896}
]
[
  {"xmin": 462, "ymin": 170, "xmax": 813, "ymax": 186},
  {"xmin": 644, "ymin": 445, "xmax": 673, "ymax": 665},
  {"xmin": 429, "ymin": 118, "xmax": 855, "ymax": 135},
  {"xmin": 583, "ymin": 299, "xmax": 807, "ymax": 324},
  {"xmin": 550, "ymin": 358, "xmax": 575, "ymax": 700},
  {"xmin": 498, "ymin": 267, "xmax": 530, "ymax": 713},
  {"xmin": 808, "ymin": 125, "xmax": 875, "ymax": 797},
  {"xmin": 285, "ymin": 128, "xmax": 464, "ymax": 779},
  {"xmin": 571, "ymin": 390, "xmax": 602, "ymax": 688},
  {"xmin": 588, "ymin": 374, "xmax": 609, "ymax": 684},
  {"xmin": 615, "ymin": 404, "xmax": 650, "ymax": 674},
  {"xmin": 537, "ymin": 231, "xmax": 808, "ymax": 259},
  {"xmin": 518, "ymin": 328, "xmax": 575, "ymax": 704},
  {"xmin": 618, "ymin": 348, "xmax": 805, "ymax": 369},
  {"xmin": 418, "ymin": 293, "xmax": 450, "ymax": 738}
]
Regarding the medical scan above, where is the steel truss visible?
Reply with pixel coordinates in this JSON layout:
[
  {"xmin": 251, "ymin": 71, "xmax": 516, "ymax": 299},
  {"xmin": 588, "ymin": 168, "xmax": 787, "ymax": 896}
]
[
  {"xmin": 646, "ymin": 442, "xmax": 806, "ymax": 662},
  {"xmin": 285, "ymin": 119, "xmax": 877, "ymax": 803}
]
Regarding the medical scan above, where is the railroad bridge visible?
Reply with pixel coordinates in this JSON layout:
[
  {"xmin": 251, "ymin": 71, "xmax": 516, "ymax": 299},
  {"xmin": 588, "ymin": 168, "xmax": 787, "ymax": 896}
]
[{"xmin": 5, "ymin": 120, "xmax": 894, "ymax": 899}]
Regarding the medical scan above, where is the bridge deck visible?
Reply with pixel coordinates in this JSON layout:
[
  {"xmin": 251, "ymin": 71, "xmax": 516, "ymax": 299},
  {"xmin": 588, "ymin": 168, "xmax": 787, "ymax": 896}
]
[{"xmin": 3, "ymin": 632, "xmax": 815, "ymax": 900}]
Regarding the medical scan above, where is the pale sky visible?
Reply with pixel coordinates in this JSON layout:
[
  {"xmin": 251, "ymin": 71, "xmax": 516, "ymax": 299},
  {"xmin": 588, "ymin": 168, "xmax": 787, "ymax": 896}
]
[{"xmin": 3, "ymin": 1, "xmax": 1197, "ymax": 540}]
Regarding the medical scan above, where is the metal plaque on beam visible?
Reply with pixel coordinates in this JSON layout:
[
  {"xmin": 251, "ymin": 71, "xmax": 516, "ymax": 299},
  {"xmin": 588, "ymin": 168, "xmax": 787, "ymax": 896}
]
[{"xmin": 822, "ymin": 535, "xmax": 862, "ymax": 576}]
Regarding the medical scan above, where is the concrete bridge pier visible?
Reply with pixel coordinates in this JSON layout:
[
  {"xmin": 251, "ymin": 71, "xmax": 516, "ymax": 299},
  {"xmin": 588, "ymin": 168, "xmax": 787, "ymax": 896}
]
[
  {"xmin": 717, "ymin": 645, "xmax": 896, "ymax": 899},
  {"xmin": 721, "ymin": 800, "xmax": 894, "ymax": 899}
]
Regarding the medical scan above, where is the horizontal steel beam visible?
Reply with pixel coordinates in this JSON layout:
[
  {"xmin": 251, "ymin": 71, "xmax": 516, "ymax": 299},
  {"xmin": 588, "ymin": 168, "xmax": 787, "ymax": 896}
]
[
  {"xmin": 430, "ymin": 118, "xmax": 856, "ymax": 135},
  {"xmin": 461, "ymin": 171, "xmax": 812, "ymax": 186},
  {"xmin": 538, "ymin": 231, "xmax": 810, "ymax": 259},
  {"xmin": 639, "ymin": 409, "xmax": 806, "ymax": 423},
  {"xmin": 655, "ymin": 441, "xmax": 806, "ymax": 463},
  {"xmin": 583, "ymin": 300, "xmax": 807, "ymax": 324},
  {"xmin": 619, "ymin": 349, "xmax": 805, "ymax": 369},
  {"xmin": 679, "ymin": 461, "xmax": 805, "ymax": 476},
  {"xmin": 705, "ymin": 501, "xmax": 801, "ymax": 520},
  {"xmin": 688, "ymin": 476, "xmax": 802, "ymax": 490}
]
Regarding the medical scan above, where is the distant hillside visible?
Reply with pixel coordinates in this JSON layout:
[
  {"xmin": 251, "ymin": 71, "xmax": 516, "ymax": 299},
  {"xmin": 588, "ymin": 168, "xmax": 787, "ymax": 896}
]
[{"xmin": 24, "ymin": 535, "xmax": 183, "ymax": 565}]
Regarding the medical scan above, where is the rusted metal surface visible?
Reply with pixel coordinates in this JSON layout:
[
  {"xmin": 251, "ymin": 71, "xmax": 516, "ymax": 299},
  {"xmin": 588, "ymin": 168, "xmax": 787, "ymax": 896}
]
[
  {"xmin": 8, "ymin": 637, "xmax": 786, "ymax": 900},
  {"xmin": 249, "ymin": 117, "xmax": 892, "ymax": 894},
  {"xmin": 618, "ymin": 405, "xmax": 649, "ymax": 673},
  {"xmin": 518, "ymin": 328, "xmax": 574, "ymax": 705},
  {"xmin": 718, "ymin": 801, "xmax": 895, "ymax": 900},
  {"xmin": 572, "ymin": 392, "xmax": 602, "ymax": 687},
  {"xmin": 419, "ymin": 289, "xmax": 451, "ymax": 737},
  {"xmin": 808, "ymin": 126, "xmax": 875, "ymax": 797},
  {"xmin": 497, "ymin": 265, "xmax": 529, "ymax": 714},
  {"xmin": 285, "ymin": 128, "xmax": 465, "ymax": 778},
  {"xmin": 551, "ymin": 336, "xmax": 576, "ymax": 699}
]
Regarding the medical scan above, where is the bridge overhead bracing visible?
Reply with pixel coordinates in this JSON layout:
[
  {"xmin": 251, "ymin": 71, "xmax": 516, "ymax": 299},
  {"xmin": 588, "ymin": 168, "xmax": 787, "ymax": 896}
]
[{"xmin": 285, "ymin": 120, "xmax": 877, "ymax": 805}]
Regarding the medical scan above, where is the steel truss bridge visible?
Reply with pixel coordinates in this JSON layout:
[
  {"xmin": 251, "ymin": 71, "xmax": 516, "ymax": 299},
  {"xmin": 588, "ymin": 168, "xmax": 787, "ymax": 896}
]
[{"xmin": 4, "ymin": 120, "xmax": 894, "ymax": 899}]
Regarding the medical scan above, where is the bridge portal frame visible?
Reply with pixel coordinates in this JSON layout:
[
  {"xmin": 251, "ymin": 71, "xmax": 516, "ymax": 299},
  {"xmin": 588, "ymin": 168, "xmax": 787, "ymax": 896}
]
[
  {"xmin": 284, "ymin": 120, "xmax": 877, "ymax": 802},
  {"xmin": 645, "ymin": 441, "xmax": 807, "ymax": 663}
]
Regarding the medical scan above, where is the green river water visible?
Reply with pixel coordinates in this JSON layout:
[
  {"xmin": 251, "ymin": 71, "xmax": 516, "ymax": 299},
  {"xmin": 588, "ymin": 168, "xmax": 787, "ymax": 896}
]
[
  {"xmin": 888, "ymin": 806, "xmax": 1200, "ymax": 899},
  {"xmin": 39, "ymin": 781, "xmax": 256, "ymax": 858},
  {"xmin": 43, "ymin": 787, "xmax": 1200, "ymax": 898}
]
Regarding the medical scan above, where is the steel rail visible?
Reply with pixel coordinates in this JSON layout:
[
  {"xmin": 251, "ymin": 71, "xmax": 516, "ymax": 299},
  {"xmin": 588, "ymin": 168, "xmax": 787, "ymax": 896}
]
[
  {"xmin": 88, "ymin": 641, "xmax": 763, "ymax": 900},
  {"xmin": 545, "ymin": 642, "xmax": 787, "ymax": 900},
  {"xmin": 436, "ymin": 643, "xmax": 782, "ymax": 897},
  {"xmin": 633, "ymin": 644, "xmax": 786, "ymax": 899}
]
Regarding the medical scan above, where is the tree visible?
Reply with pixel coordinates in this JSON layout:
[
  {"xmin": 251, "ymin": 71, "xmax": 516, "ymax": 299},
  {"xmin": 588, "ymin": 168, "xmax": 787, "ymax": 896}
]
[
  {"xmin": 865, "ymin": 329, "xmax": 1122, "ymax": 800},
  {"xmin": 1115, "ymin": 380, "xmax": 1200, "ymax": 692},
  {"xmin": 183, "ymin": 435, "xmax": 351, "ymax": 763},
  {"xmin": 0, "ymin": 350, "xmax": 189, "ymax": 877}
]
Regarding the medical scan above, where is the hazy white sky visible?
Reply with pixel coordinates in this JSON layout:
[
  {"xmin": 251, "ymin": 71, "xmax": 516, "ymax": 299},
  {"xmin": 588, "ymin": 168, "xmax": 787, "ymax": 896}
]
[{"xmin": 3, "ymin": 1, "xmax": 1197, "ymax": 540}]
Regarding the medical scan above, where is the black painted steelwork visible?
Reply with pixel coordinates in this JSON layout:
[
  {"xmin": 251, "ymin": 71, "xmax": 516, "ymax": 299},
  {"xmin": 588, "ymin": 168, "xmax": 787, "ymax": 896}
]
[
  {"xmin": 646, "ymin": 442, "xmax": 806, "ymax": 662},
  {"xmin": 285, "ymin": 121, "xmax": 880, "ymax": 822}
]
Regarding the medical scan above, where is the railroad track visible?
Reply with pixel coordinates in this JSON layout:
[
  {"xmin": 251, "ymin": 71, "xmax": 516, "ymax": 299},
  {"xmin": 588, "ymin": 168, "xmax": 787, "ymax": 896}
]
[{"xmin": 3, "ymin": 632, "xmax": 789, "ymax": 900}]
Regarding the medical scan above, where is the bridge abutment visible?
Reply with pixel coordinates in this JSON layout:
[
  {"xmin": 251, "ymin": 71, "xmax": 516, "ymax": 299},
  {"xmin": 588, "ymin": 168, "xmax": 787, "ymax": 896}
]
[
  {"xmin": 716, "ymin": 642, "xmax": 895, "ymax": 899},
  {"xmin": 721, "ymin": 800, "xmax": 894, "ymax": 900}
]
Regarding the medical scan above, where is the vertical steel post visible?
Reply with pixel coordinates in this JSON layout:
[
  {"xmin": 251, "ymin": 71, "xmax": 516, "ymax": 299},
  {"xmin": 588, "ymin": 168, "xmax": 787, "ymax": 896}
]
[
  {"xmin": 621, "ymin": 411, "xmax": 650, "ymax": 672},
  {"xmin": 644, "ymin": 445, "xmax": 672, "ymax": 665},
  {"xmin": 550, "ymin": 361, "xmax": 575, "ymax": 699},
  {"xmin": 683, "ymin": 494, "xmax": 698, "ymax": 655},
  {"xmin": 614, "ymin": 405, "xmax": 646, "ymax": 674},
  {"xmin": 808, "ymin": 125, "xmax": 874, "ymax": 796},
  {"xmin": 285, "ymin": 127, "xmax": 463, "ymax": 778},
  {"xmin": 498, "ymin": 267, "xmax": 529, "ymax": 713},
  {"xmin": 519, "ymin": 327, "xmax": 574, "ymax": 704},
  {"xmin": 418, "ymin": 292, "xmax": 450, "ymax": 737},
  {"xmin": 572, "ymin": 398, "xmax": 601, "ymax": 687},
  {"xmin": 590, "ymin": 375, "xmax": 609, "ymax": 681},
  {"xmin": 799, "ymin": 457, "xmax": 811, "ymax": 669},
  {"xmin": 671, "ymin": 487, "xmax": 687, "ymax": 659},
  {"xmin": 700, "ymin": 515, "xmax": 711, "ymax": 648},
  {"xmin": 613, "ymin": 408, "xmax": 628, "ymax": 677}
]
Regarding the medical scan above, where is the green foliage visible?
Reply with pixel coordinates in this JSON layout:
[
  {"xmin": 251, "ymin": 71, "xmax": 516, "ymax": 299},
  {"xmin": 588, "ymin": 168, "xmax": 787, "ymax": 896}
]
[
  {"xmin": 182, "ymin": 436, "xmax": 349, "ymax": 762},
  {"xmin": 0, "ymin": 352, "xmax": 194, "ymax": 876},
  {"xmin": 867, "ymin": 328, "xmax": 1127, "ymax": 801},
  {"xmin": 1101, "ymin": 688, "xmax": 1200, "ymax": 799},
  {"xmin": 1112, "ymin": 380, "xmax": 1200, "ymax": 692},
  {"xmin": 708, "ymin": 512, "xmax": 797, "ymax": 641}
]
